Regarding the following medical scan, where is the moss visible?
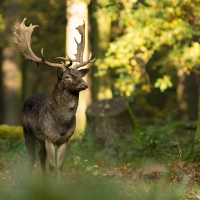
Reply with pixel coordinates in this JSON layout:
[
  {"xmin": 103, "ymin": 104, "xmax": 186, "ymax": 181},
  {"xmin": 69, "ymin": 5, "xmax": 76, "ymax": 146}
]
[{"xmin": 0, "ymin": 125, "xmax": 23, "ymax": 141}]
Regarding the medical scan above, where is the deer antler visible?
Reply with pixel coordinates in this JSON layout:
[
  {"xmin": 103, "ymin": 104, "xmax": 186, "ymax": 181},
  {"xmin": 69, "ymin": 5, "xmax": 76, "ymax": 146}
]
[
  {"xmin": 56, "ymin": 21, "xmax": 95, "ymax": 69},
  {"xmin": 14, "ymin": 18, "xmax": 95, "ymax": 70},
  {"xmin": 73, "ymin": 21, "xmax": 95, "ymax": 69},
  {"xmin": 55, "ymin": 54, "xmax": 72, "ymax": 68},
  {"xmin": 14, "ymin": 18, "xmax": 67, "ymax": 70}
]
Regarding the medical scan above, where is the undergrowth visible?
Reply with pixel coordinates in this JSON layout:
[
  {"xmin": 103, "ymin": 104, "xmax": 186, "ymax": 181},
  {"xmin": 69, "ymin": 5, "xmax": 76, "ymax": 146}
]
[
  {"xmin": 0, "ymin": 115, "xmax": 198, "ymax": 200},
  {"xmin": 0, "ymin": 156, "xmax": 199, "ymax": 200},
  {"xmin": 67, "ymin": 115, "xmax": 196, "ymax": 164}
]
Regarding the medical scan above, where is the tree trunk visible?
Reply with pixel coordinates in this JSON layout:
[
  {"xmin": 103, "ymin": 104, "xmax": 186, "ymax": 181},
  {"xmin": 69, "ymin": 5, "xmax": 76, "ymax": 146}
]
[
  {"xmin": 1, "ymin": 1, "xmax": 21, "ymax": 125},
  {"xmin": 66, "ymin": 0, "xmax": 91, "ymax": 132},
  {"xmin": 177, "ymin": 68, "xmax": 198, "ymax": 121},
  {"xmin": 192, "ymin": 82, "xmax": 200, "ymax": 161},
  {"xmin": 89, "ymin": 0, "xmax": 112, "ymax": 102},
  {"xmin": 196, "ymin": 91, "xmax": 200, "ymax": 140},
  {"xmin": 85, "ymin": 98, "xmax": 134, "ymax": 148}
]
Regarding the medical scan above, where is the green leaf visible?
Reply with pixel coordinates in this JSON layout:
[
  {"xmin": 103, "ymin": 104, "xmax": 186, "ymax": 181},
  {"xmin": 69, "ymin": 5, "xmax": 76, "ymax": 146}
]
[
  {"xmin": 154, "ymin": 75, "xmax": 173, "ymax": 92},
  {"xmin": 74, "ymin": 156, "xmax": 81, "ymax": 166},
  {"xmin": 92, "ymin": 170, "xmax": 99, "ymax": 176},
  {"xmin": 74, "ymin": 160, "xmax": 80, "ymax": 166},
  {"xmin": 86, "ymin": 166, "xmax": 93, "ymax": 171}
]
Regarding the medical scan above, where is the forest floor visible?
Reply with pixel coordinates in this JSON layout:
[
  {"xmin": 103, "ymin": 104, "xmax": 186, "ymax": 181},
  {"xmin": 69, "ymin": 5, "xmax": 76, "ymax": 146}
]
[
  {"xmin": 0, "ymin": 121, "xmax": 199, "ymax": 200},
  {"xmin": 1, "ymin": 156, "xmax": 200, "ymax": 200}
]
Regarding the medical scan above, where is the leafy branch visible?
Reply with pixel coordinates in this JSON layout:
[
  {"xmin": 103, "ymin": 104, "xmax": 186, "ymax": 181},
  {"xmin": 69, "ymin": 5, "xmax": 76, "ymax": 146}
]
[{"xmin": 91, "ymin": 0, "xmax": 120, "ymax": 9}]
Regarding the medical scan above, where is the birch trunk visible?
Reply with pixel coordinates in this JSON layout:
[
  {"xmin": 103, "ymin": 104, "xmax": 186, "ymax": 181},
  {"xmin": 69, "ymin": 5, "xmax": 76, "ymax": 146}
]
[{"xmin": 66, "ymin": 0, "xmax": 90, "ymax": 132}]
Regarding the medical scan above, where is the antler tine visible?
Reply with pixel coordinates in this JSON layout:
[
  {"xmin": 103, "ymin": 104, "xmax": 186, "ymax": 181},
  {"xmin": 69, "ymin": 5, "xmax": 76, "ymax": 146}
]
[
  {"xmin": 65, "ymin": 54, "xmax": 73, "ymax": 68},
  {"xmin": 55, "ymin": 54, "xmax": 73, "ymax": 68},
  {"xmin": 72, "ymin": 21, "xmax": 96, "ymax": 69},
  {"xmin": 72, "ymin": 21, "xmax": 85, "ymax": 64},
  {"xmin": 14, "ymin": 18, "xmax": 65, "ymax": 70},
  {"xmin": 74, "ymin": 53, "xmax": 96, "ymax": 69}
]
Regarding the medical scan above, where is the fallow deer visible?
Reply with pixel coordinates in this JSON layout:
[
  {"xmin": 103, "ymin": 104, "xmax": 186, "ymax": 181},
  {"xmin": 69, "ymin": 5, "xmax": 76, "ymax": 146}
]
[{"xmin": 14, "ymin": 18, "xmax": 95, "ymax": 176}]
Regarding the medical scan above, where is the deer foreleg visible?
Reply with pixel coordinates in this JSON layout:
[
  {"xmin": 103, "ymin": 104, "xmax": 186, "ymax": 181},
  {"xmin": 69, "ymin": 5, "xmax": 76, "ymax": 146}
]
[
  {"xmin": 45, "ymin": 140, "xmax": 56, "ymax": 173},
  {"xmin": 57, "ymin": 142, "xmax": 68, "ymax": 172},
  {"xmin": 57, "ymin": 142, "xmax": 67, "ymax": 180}
]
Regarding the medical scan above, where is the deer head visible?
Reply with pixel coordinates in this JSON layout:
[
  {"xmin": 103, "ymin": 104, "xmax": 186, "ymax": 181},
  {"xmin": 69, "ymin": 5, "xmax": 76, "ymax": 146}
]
[
  {"xmin": 14, "ymin": 18, "xmax": 95, "ymax": 92},
  {"xmin": 57, "ymin": 67, "xmax": 90, "ymax": 92}
]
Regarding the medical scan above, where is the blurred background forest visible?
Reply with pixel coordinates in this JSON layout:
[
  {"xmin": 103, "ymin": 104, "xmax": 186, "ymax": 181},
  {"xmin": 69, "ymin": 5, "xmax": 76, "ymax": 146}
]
[
  {"xmin": 1, "ymin": 1, "xmax": 200, "ymax": 199},
  {"xmin": 0, "ymin": 0, "xmax": 200, "ymax": 155}
]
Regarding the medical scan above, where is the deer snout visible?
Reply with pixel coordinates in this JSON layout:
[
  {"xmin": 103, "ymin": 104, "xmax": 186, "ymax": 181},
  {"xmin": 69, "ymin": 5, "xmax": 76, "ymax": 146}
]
[
  {"xmin": 77, "ymin": 80, "xmax": 88, "ymax": 90},
  {"xmin": 78, "ymin": 81, "xmax": 88, "ymax": 90}
]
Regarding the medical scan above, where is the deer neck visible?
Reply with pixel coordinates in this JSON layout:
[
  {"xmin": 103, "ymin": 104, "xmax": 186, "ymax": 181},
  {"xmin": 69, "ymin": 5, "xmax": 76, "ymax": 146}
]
[{"xmin": 48, "ymin": 83, "xmax": 79, "ymax": 115}]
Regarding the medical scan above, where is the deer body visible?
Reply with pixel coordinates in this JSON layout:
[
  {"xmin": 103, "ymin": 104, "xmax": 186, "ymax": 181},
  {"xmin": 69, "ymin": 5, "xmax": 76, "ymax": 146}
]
[
  {"xmin": 23, "ymin": 92, "xmax": 78, "ymax": 145},
  {"xmin": 14, "ymin": 18, "xmax": 95, "ymax": 176}
]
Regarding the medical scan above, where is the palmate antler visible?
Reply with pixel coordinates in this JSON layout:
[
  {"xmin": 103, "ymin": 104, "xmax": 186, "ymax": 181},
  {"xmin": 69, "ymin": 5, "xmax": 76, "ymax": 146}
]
[
  {"xmin": 56, "ymin": 21, "xmax": 96, "ymax": 69},
  {"xmin": 14, "ymin": 18, "xmax": 95, "ymax": 70},
  {"xmin": 14, "ymin": 18, "xmax": 68, "ymax": 70}
]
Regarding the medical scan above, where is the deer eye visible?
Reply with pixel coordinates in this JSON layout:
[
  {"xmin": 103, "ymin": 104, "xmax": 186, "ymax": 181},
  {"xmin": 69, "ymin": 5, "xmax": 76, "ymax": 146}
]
[{"xmin": 65, "ymin": 75, "xmax": 70, "ymax": 79}]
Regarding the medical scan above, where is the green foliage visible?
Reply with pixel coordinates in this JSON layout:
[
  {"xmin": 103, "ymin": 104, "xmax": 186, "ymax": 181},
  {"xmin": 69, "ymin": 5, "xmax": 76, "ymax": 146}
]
[
  {"xmin": 0, "ymin": 139, "xmax": 25, "ymax": 162},
  {"xmin": 96, "ymin": 0, "xmax": 200, "ymax": 97},
  {"xmin": 91, "ymin": 0, "xmax": 121, "ymax": 9},
  {"xmin": 120, "ymin": 117, "xmax": 196, "ymax": 162},
  {"xmin": 0, "ymin": 125, "xmax": 25, "ymax": 161},
  {"xmin": 0, "ymin": 149, "xmax": 199, "ymax": 200},
  {"xmin": 73, "ymin": 155, "xmax": 105, "ymax": 176},
  {"xmin": 86, "ymin": 165, "xmax": 99, "ymax": 176},
  {"xmin": 0, "ymin": 172, "xmax": 191, "ymax": 200},
  {"xmin": 154, "ymin": 75, "xmax": 173, "ymax": 92},
  {"xmin": 0, "ymin": 125, "xmax": 199, "ymax": 200},
  {"xmin": 68, "ymin": 115, "xmax": 195, "ymax": 164}
]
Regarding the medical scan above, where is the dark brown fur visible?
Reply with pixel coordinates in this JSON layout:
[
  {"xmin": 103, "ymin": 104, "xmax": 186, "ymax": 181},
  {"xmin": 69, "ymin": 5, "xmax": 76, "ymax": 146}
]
[
  {"xmin": 14, "ymin": 19, "xmax": 94, "ymax": 176},
  {"xmin": 22, "ymin": 68, "xmax": 89, "ymax": 175}
]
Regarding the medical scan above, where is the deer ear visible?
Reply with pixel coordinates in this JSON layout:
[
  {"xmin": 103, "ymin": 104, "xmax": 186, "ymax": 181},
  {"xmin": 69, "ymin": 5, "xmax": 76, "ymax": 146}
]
[{"xmin": 79, "ymin": 68, "xmax": 89, "ymax": 77}]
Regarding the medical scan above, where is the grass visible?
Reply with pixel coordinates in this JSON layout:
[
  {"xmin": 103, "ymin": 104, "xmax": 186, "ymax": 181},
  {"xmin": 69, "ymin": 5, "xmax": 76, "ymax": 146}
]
[
  {"xmin": 0, "ymin": 140, "xmax": 200, "ymax": 200},
  {"xmin": 0, "ymin": 159, "xmax": 200, "ymax": 200},
  {"xmin": 0, "ymin": 120, "xmax": 199, "ymax": 200}
]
